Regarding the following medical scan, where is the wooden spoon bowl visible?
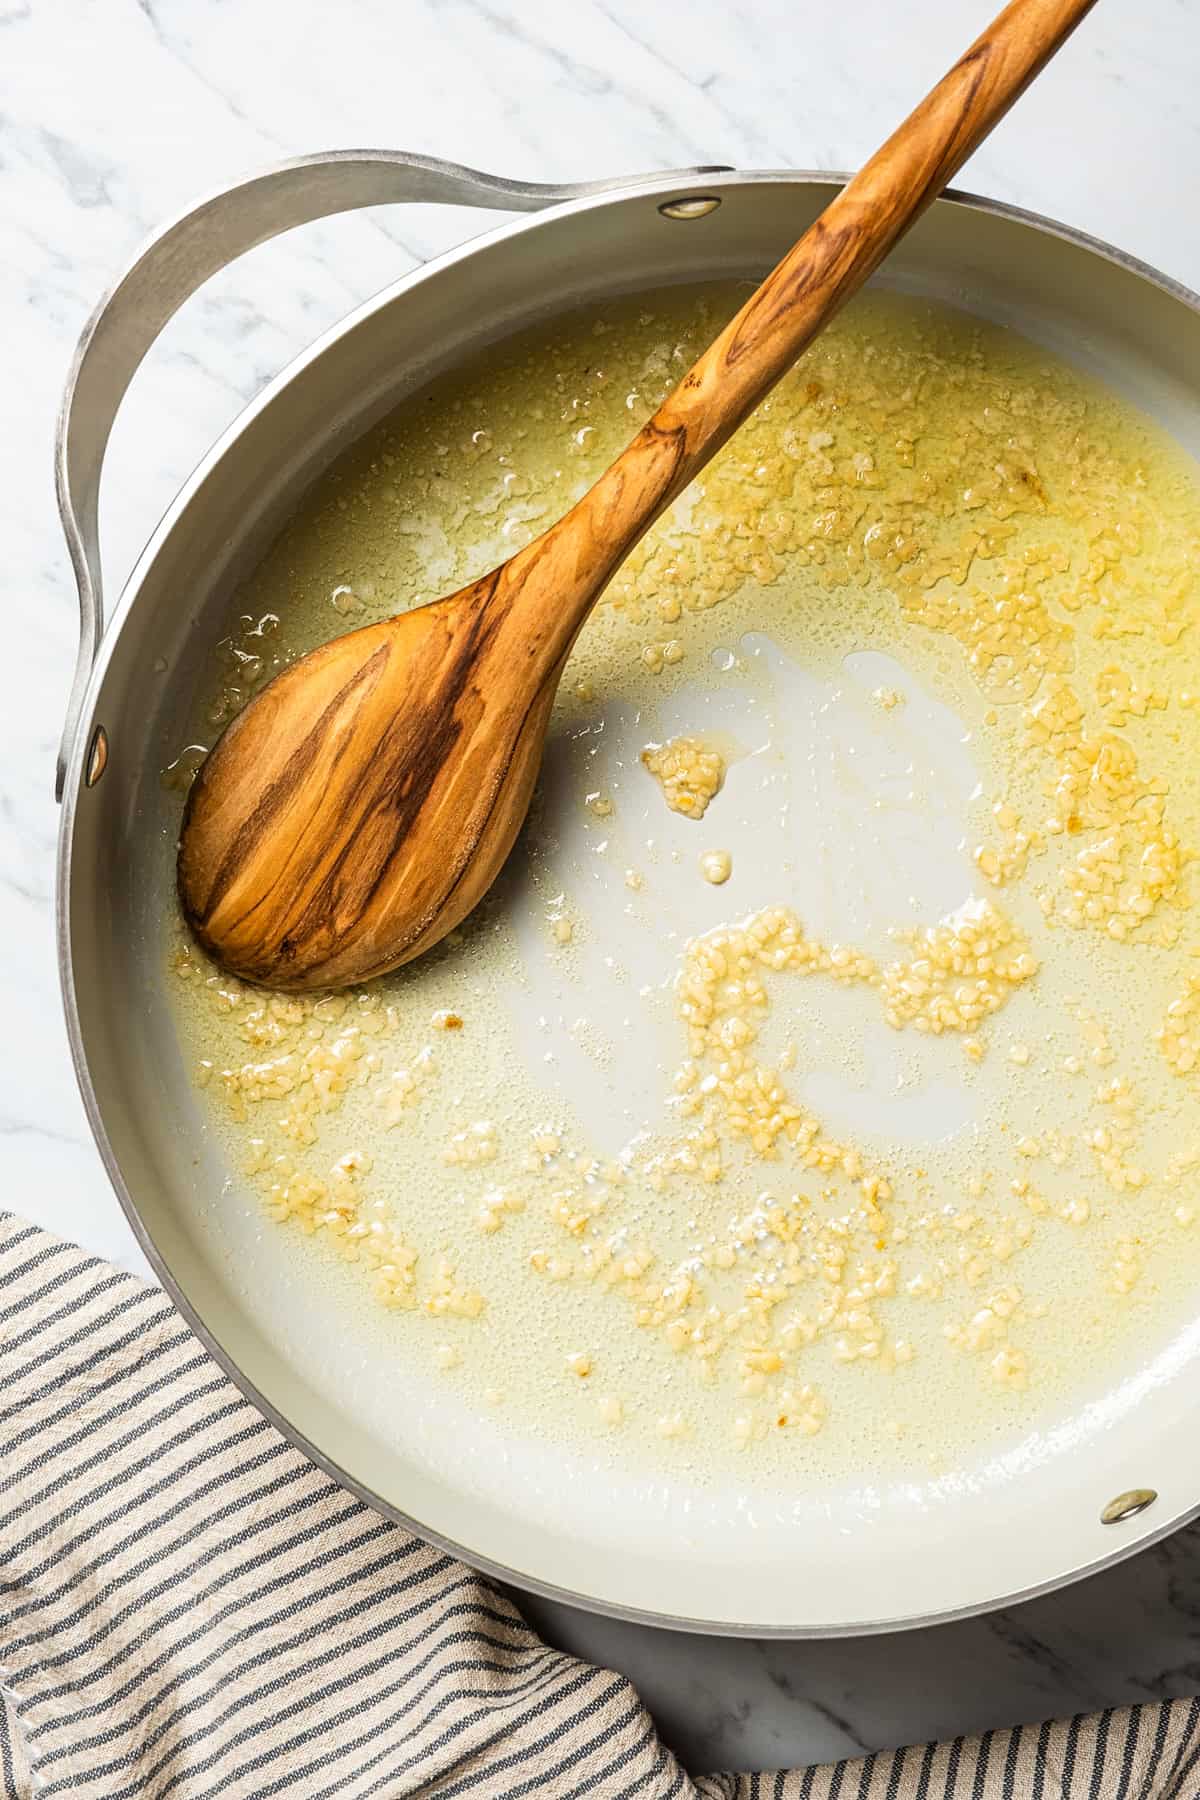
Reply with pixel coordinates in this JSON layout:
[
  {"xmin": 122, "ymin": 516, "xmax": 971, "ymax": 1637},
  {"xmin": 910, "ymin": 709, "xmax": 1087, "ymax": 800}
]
[
  {"xmin": 180, "ymin": 0, "xmax": 1097, "ymax": 990},
  {"xmin": 180, "ymin": 561, "xmax": 569, "ymax": 988}
]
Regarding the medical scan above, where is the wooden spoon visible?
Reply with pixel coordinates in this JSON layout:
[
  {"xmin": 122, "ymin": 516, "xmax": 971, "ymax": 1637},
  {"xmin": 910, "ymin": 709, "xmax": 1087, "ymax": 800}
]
[{"xmin": 179, "ymin": 0, "xmax": 1097, "ymax": 990}]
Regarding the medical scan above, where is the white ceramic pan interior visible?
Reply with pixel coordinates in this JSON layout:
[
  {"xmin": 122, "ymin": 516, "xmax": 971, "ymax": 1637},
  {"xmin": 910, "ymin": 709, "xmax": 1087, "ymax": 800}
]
[{"xmin": 57, "ymin": 159, "xmax": 1200, "ymax": 1634}]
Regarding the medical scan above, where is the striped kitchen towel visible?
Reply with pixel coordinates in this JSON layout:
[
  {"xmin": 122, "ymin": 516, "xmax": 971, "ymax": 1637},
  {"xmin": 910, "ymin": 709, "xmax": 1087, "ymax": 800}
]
[{"xmin": 1, "ymin": 1212, "xmax": 1197, "ymax": 1800}]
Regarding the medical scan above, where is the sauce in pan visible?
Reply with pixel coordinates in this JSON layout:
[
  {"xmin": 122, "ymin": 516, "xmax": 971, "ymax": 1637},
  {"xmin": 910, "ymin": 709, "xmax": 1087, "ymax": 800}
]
[{"xmin": 166, "ymin": 284, "xmax": 1200, "ymax": 1487}]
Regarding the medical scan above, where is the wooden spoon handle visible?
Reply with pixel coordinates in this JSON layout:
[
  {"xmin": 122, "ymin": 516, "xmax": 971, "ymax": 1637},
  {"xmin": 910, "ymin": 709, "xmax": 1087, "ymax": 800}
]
[
  {"xmin": 647, "ymin": 0, "xmax": 1099, "ymax": 483},
  {"xmin": 526, "ymin": 0, "xmax": 1098, "ymax": 645}
]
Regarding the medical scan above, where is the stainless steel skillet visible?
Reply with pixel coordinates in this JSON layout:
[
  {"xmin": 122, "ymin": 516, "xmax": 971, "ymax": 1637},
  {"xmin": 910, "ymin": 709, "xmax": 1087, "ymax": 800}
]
[{"xmin": 56, "ymin": 150, "xmax": 1200, "ymax": 1635}]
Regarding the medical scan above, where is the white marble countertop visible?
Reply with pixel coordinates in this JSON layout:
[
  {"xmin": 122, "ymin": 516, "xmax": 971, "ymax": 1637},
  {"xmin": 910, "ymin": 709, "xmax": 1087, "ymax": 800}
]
[{"xmin": 6, "ymin": 0, "xmax": 1200, "ymax": 1778}]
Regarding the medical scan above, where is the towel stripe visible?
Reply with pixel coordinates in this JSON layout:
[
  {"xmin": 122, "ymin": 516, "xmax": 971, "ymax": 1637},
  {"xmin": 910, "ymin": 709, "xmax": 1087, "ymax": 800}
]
[
  {"xmin": 1139, "ymin": 1698, "xmax": 1176, "ymax": 1797},
  {"xmin": 0, "ymin": 1272, "xmax": 142, "ymax": 1357},
  {"xmin": 5, "ymin": 1444, "xmax": 318, "ymax": 1648}
]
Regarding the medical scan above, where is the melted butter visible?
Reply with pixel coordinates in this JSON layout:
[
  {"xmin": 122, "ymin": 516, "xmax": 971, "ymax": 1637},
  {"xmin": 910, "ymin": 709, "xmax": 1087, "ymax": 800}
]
[{"xmin": 167, "ymin": 284, "xmax": 1200, "ymax": 1490}]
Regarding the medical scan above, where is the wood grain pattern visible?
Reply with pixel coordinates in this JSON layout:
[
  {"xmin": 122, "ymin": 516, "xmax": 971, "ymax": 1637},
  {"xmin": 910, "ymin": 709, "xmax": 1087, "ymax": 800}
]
[{"xmin": 179, "ymin": 0, "xmax": 1099, "ymax": 990}]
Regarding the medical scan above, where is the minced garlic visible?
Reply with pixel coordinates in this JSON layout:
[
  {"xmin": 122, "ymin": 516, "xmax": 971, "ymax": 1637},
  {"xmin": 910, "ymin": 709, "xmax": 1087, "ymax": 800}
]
[
  {"xmin": 642, "ymin": 736, "xmax": 726, "ymax": 819},
  {"xmin": 699, "ymin": 849, "xmax": 732, "ymax": 885}
]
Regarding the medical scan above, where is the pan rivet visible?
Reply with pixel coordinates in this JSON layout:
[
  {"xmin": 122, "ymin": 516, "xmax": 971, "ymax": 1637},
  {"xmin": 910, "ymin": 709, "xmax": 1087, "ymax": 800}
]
[
  {"xmin": 658, "ymin": 196, "xmax": 722, "ymax": 221},
  {"xmin": 1101, "ymin": 1488, "xmax": 1157, "ymax": 1525},
  {"xmin": 85, "ymin": 725, "xmax": 109, "ymax": 788}
]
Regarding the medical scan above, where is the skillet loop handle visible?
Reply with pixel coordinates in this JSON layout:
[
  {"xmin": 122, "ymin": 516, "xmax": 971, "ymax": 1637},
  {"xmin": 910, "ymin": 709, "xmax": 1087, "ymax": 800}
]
[{"xmin": 55, "ymin": 148, "xmax": 730, "ymax": 799}]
